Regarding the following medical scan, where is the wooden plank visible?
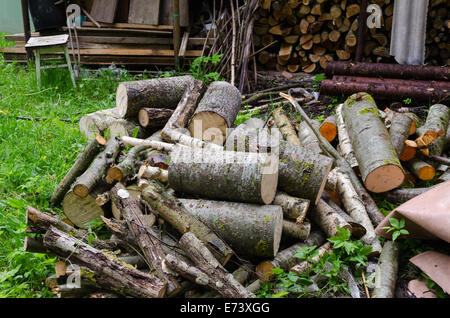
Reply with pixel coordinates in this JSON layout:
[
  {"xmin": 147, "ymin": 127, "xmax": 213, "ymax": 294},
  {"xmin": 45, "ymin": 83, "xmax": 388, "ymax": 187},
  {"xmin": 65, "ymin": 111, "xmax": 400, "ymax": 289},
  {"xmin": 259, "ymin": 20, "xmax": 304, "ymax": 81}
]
[
  {"xmin": 25, "ymin": 35, "xmax": 69, "ymax": 48},
  {"xmin": 129, "ymin": 0, "xmax": 160, "ymax": 25},
  {"xmin": 60, "ymin": 26, "xmax": 171, "ymax": 35},
  {"xmin": 178, "ymin": 32, "xmax": 189, "ymax": 57},
  {"xmin": 82, "ymin": 21, "xmax": 172, "ymax": 31},
  {"xmin": 90, "ymin": 0, "xmax": 119, "ymax": 23}
]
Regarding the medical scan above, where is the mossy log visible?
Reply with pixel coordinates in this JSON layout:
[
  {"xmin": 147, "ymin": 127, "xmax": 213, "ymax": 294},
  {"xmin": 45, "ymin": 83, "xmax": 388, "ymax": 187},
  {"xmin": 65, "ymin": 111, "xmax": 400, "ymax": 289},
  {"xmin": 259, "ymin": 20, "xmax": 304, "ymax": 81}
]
[
  {"xmin": 311, "ymin": 199, "xmax": 352, "ymax": 238},
  {"xmin": 406, "ymin": 158, "xmax": 436, "ymax": 181},
  {"xmin": 389, "ymin": 112, "xmax": 414, "ymax": 157},
  {"xmin": 319, "ymin": 116, "xmax": 337, "ymax": 142},
  {"xmin": 188, "ymin": 81, "xmax": 242, "ymax": 145},
  {"xmin": 116, "ymin": 75, "xmax": 194, "ymax": 118},
  {"xmin": 341, "ymin": 93, "xmax": 404, "ymax": 193},
  {"xmin": 110, "ymin": 183, "xmax": 182, "ymax": 296},
  {"xmin": 168, "ymin": 145, "xmax": 278, "ymax": 204},
  {"xmin": 335, "ymin": 169, "xmax": 382, "ymax": 255},
  {"xmin": 272, "ymin": 107, "xmax": 302, "ymax": 146},
  {"xmin": 278, "ymin": 140, "xmax": 333, "ymax": 205},
  {"xmin": 282, "ymin": 219, "xmax": 311, "ymax": 241},
  {"xmin": 416, "ymin": 104, "xmax": 449, "ymax": 157},
  {"xmin": 141, "ymin": 180, "xmax": 233, "ymax": 265},
  {"xmin": 138, "ymin": 108, "xmax": 174, "ymax": 128},
  {"xmin": 43, "ymin": 226, "xmax": 166, "ymax": 298},
  {"xmin": 78, "ymin": 108, "xmax": 121, "ymax": 139},
  {"xmin": 297, "ymin": 120, "xmax": 323, "ymax": 154},
  {"xmin": 107, "ymin": 144, "xmax": 151, "ymax": 182},
  {"xmin": 273, "ymin": 192, "xmax": 310, "ymax": 223},
  {"xmin": 179, "ymin": 199, "xmax": 283, "ymax": 258},
  {"xmin": 72, "ymin": 137, "xmax": 122, "ymax": 198},
  {"xmin": 373, "ymin": 241, "xmax": 399, "ymax": 298},
  {"xmin": 164, "ymin": 232, "xmax": 255, "ymax": 298},
  {"xmin": 51, "ymin": 135, "xmax": 106, "ymax": 206},
  {"xmin": 335, "ymin": 104, "xmax": 359, "ymax": 172},
  {"xmin": 255, "ymin": 231, "xmax": 325, "ymax": 281}
]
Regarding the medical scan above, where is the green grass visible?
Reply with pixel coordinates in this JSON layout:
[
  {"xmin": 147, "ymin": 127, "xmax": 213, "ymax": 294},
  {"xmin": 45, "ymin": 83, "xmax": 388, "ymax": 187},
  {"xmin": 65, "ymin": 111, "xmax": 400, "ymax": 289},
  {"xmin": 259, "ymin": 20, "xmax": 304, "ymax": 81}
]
[{"xmin": 0, "ymin": 34, "xmax": 142, "ymax": 297}]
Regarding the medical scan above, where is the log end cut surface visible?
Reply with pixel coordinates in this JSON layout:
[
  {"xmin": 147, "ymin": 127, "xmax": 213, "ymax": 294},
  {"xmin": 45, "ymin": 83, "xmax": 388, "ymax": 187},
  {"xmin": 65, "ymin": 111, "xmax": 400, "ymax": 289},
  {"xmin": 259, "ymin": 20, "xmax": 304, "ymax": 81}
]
[
  {"xmin": 261, "ymin": 165, "xmax": 279, "ymax": 205},
  {"xmin": 189, "ymin": 111, "xmax": 228, "ymax": 145},
  {"xmin": 365, "ymin": 164, "xmax": 405, "ymax": 193},
  {"xmin": 115, "ymin": 83, "xmax": 128, "ymax": 117}
]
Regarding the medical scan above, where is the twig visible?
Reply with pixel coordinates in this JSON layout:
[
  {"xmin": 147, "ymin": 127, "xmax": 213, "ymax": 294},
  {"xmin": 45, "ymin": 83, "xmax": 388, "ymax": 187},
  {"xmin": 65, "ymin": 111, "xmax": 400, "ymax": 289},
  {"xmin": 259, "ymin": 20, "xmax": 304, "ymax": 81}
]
[
  {"xmin": 361, "ymin": 271, "xmax": 370, "ymax": 298},
  {"xmin": 229, "ymin": 0, "xmax": 236, "ymax": 86},
  {"xmin": 16, "ymin": 116, "xmax": 78, "ymax": 123}
]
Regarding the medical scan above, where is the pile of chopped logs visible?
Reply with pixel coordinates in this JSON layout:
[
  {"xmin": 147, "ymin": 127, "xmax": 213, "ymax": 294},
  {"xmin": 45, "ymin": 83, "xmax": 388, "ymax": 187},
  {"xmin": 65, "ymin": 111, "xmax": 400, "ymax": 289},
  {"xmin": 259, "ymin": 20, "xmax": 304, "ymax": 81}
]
[
  {"xmin": 253, "ymin": 0, "xmax": 449, "ymax": 73},
  {"xmin": 24, "ymin": 75, "xmax": 449, "ymax": 298}
]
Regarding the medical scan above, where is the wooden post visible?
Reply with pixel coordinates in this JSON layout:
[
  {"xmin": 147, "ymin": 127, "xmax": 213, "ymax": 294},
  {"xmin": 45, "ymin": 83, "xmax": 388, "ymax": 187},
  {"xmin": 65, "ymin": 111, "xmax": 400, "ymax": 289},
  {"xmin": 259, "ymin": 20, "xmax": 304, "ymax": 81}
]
[
  {"xmin": 355, "ymin": 0, "xmax": 368, "ymax": 62},
  {"xmin": 21, "ymin": 0, "xmax": 32, "ymax": 60},
  {"xmin": 173, "ymin": 0, "xmax": 181, "ymax": 68}
]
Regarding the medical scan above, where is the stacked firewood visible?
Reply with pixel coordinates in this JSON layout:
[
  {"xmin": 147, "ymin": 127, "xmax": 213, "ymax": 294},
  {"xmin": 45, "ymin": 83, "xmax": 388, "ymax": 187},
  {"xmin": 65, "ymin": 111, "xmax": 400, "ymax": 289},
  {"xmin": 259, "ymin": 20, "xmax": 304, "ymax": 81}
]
[
  {"xmin": 24, "ymin": 76, "xmax": 449, "ymax": 298},
  {"xmin": 253, "ymin": 0, "xmax": 449, "ymax": 73}
]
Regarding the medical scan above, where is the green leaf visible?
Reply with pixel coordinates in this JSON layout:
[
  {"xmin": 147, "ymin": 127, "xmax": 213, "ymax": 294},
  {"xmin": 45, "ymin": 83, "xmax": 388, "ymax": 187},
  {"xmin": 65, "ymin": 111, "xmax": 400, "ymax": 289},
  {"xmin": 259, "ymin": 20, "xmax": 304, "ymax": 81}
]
[
  {"xmin": 271, "ymin": 268, "xmax": 284, "ymax": 275},
  {"xmin": 392, "ymin": 231, "xmax": 401, "ymax": 242},
  {"xmin": 399, "ymin": 229, "xmax": 409, "ymax": 235},
  {"xmin": 389, "ymin": 218, "xmax": 400, "ymax": 228},
  {"xmin": 7, "ymin": 199, "xmax": 24, "ymax": 209},
  {"xmin": 399, "ymin": 218, "xmax": 405, "ymax": 228}
]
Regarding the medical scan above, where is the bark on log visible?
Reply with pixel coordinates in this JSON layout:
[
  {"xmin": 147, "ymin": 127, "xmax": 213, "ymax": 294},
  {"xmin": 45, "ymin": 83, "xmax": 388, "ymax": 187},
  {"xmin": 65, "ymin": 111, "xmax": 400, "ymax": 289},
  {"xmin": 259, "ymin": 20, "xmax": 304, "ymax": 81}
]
[
  {"xmin": 78, "ymin": 108, "xmax": 121, "ymax": 139},
  {"xmin": 278, "ymin": 140, "xmax": 333, "ymax": 205},
  {"xmin": 297, "ymin": 120, "xmax": 323, "ymax": 154},
  {"xmin": 311, "ymin": 199, "xmax": 352, "ymax": 238},
  {"xmin": 341, "ymin": 93, "xmax": 404, "ymax": 193},
  {"xmin": 168, "ymin": 145, "xmax": 278, "ymax": 204},
  {"xmin": 43, "ymin": 226, "xmax": 166, "ymax": 298},
  {"xmin": 26, "ymin": 206, "xmax": 118, "ymax": 250},
  {"xmin": 188, "ymin": 81, "xmax": 242, "ymax": 145},
  {"xmin": 24, "ymin": 236, "xmax": 48, "ymax": 254},
  {"xmin": 335, "ymin": 169, "xmax": 382, "ymax": 255},
  {"xmin": 107, "ymin": 144, "xmax": 150, "ymax": 181},
  {"xmin": 72, "ymin": 137, "xmax": 122, "ymax": 198},
  {"xmin": 320, "ymin": 79, "xmax": 449, "ymax": 102},
  {"xmin": 164, "ymin": 232, "xmax": 255, "ymax": 298},
  {"xmin": 290, "ymin": 242, "xmax": 332, "ymax": 275},
  {"xmin": 138, "ymin": 108, "xmax": 174, "ymax": 128},
  {"xmin": 255, "ymin": 230, "xmax": 325, "ymax": 280},
  {"xmin": 110, "ymin": 183, "xmax": 182, "ymax": 296},
  {"xmin": 389, "ymin": 112, "xmax": 414, "ymax": 157},
  {"xmin": 319, "ymin": 116, "xmax": 337, "ymax": 142},
  {"xmin": 373, "ymin": 241, "xmax": 399, "ymax": 298},
  {"xmin": 138, "ymin": 165, "xmax": 169, "ymax": 183},
  {"xmin": 161, "ymin": 79, "xmax": 206, "ymax": 142},
  {"xmin": 179, "ymin": 199, "xmax": 283, "ymax": 258},
  {"xmin": 336, "ymin": 104, "xmax": 359, "ymax": 172},
  {"xmin": 325, "ymin": 61, "xmax": 450, "ymax": 81},
  {"xmin": 51, "ymin": 135, "xmax": 106, "ymax": 206},
  {"xmin": 385, "ymin": 187, "xmax": 435, "ymax": 204},
  {"xmin": 108, "ymin": 119, "xmax": 153, "ymax": 139},
  {"xmin": 272, "ymin": 107, "xmax": 302, "ymax": 146},
  {"xmin": 273, "ymin": 192, "xmax": 310, "ymax": 223},
  {"xmin": 282, "ymin": 219, "xmax": 311, "ymax": 241},
  {"xmin": 416, "ymin": 104, "xmax": 449, "ymax": 157},
  {"xmin": 116, "ymin": 75, "xmax": 194, "ymax": 118},
  {"xmin": 141, "ymin": 180, "xmax": 233, "ymax": 265},
  {"xmin": 406, "ymin": 158, "xmax": 436, "ymax": 181}
]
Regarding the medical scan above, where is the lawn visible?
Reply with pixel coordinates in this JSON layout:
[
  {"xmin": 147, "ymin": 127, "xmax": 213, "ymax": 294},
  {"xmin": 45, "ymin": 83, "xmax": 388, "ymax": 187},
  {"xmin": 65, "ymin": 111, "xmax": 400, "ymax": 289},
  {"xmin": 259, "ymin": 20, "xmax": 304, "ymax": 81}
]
[{"xmin": 0, "ymin": 33, "xmax": 140, "ymax": 297}]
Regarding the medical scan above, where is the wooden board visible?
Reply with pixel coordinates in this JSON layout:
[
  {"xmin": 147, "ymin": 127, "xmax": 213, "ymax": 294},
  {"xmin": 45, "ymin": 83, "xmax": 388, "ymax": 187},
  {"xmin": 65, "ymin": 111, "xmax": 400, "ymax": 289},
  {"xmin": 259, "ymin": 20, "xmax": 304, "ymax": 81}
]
[
  {"xmin": 129, "ymin": 0, "xmax": 160, "ymax": 25},
  {"xmin": 82, "ymin": 21, "xmax": 172, "ymax": 31},
  {"xmin": 90, "ymin": 0, "xmax": 119, "ymax": 23}
]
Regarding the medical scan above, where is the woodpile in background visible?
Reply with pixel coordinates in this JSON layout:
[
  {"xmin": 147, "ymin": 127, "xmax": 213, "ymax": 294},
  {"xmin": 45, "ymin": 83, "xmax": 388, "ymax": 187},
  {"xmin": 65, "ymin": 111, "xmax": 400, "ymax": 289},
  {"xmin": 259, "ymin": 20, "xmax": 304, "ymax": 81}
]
[{"xmin": 253, "ymin": 0, "xmax": 450, "ymax": 73}]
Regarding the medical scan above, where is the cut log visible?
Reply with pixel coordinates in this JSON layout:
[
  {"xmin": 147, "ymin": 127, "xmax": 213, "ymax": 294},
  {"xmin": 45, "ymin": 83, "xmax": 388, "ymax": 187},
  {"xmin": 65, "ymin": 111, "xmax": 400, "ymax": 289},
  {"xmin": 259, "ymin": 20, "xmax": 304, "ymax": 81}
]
[
  {"xmin": 138, "ymin": 165, "xmax": 169, "ymax": 183},
  {"xmin": 72, "ymin": 137, "xmax": 122, "ymax": 198},
  {"xmin": 273, "ymin": 192, "xmax": 310, "ymax": 223},
  {"xmin": 164, "ymin": 232, "xmax": 255, "ymax": 298},
  {"xmin": 255, "ymin": 230, "xmax": 325, "ymax": 281},
  {"xmin": 78, "ymin": 108, "xmax": 121, "ymax": 139},
  {"xmin": 319, "ymin": 116, "xmax": 337, "ymax": 142},
  {"xmin": 388, "ymin": 112, "xmax": 414, "ymax": 157},
  {"xmin": 385, "ymin": 187, "xmax": 435, "ymax": 204},
  {"xmin": 416, "ymin": 104, "xmax": 449, "ymax": 157},
  {"xmin": 282, "ymin": 219, "xmax": 311, "ymax": 241},
  {"xmin": 50, "ymin": 135, "xmax": 106, "ymax": 206},
  {"xmin": 161, "ymin": 79, "xmax": 206, "ymax": 142},
  {"xmin": 406, "ymin": 158, "xmax": 436, "ymax": 181},
  {"xmin": 311, "ymin": 199, "xmax": 352, "ymax": 238},
  {"xmin": 138, "ymin": 108, "xmax": 174, "ymax": 128},
  {"xmin": 373, "ymin": 241, "xmax": 399, "ymax": 298},
  {"xmin": 336, "ymin": 104, "xmax": 359, "ymax": 172},
  {"xmin": 188, "ymin": 81, "xmax": 241, "ymax": 145},
  {"xmin": 297, "ymin": 120, "xmax": 323, "ymax": 154},
  {"xmin": 179, "ymin": 199, "xmax": 283, "ymax": 258},
  {"xmin": 168, "ymin": 145, "xmax": 278, "ymax": 204},
  {"xmin": 107, "ymin": 144, "xmax": 150, "ymax": 181},
  {"xmin": 108, "ymin": 119, "xmax": 151, "ymax": 139},
  {"xmin": 290, "ymin": 242, "xmax": 332, "ymax": 274},
  {"xmin": 400, "ymin": 140, "xmax": 418, "ymax": 161},
  {"xmin": 272, "ymin": 107, "xmax": 302, "ymax": 146},
  {"xmin": 43, "ymin": 226, "xmax": 166, "ymax": 298},
  {"xmin": 341, "ymin": 93, "xmax": 405, "ymax": 193},
  {"xmin": 110, "ymin": 183, "xmax": 182, "ymax": 296},
  {"xmin": 116, "ymin": 75, "xmax": 194, "ymax": 118},
  {"xmin": 141, "ymin": 180, "xmax": 233, "ymax": 265},
  {"xmin": 278, "ymin": 140, "xmax": 334, "ymax": 205}
]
